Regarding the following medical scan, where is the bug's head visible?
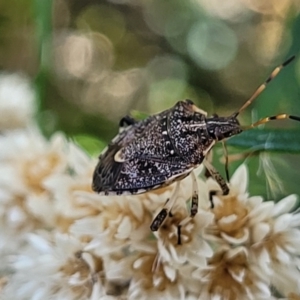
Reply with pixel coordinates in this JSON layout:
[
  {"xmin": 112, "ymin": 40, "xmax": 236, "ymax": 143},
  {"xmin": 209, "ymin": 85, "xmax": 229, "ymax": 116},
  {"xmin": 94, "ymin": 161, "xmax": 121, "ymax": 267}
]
[{"xmin": 207, "ymin": 113, "xmax": 242, "ymax": 141}]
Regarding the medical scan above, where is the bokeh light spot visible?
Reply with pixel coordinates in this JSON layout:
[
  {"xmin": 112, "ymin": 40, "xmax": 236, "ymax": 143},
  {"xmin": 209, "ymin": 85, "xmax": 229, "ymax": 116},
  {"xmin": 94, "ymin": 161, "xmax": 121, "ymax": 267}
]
[
  {"xmin": 77, "ymin": 5, "xmax": 126, "ymax": 45},
  {"xmin": 54, "ymin": 32, "xmax": 114, "ymax": 81},
  {"xmin": 192, "ymin": 0, "xmax": 250, "ymax": 22},
  {"xmin": 187, "ymin": 19, "xmax": 238, "ymax": 70},
  {"xmin": 82, "ymin": 69, "xmax": 146, "ymax": 120}
]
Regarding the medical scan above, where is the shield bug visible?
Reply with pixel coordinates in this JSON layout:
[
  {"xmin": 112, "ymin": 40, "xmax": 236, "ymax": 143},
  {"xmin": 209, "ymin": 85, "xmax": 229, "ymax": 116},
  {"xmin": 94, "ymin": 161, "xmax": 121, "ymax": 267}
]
[{"xmin": 92, "ymin": 56, "xmax": 300, "ymax": 234}]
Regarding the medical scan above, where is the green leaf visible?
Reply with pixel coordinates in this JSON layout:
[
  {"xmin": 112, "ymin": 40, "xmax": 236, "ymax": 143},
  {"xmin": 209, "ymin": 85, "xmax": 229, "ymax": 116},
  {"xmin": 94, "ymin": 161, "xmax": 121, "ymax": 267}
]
[{"xmin": 227, "ymin": 129, "xmax": 300, "ymax": 153}]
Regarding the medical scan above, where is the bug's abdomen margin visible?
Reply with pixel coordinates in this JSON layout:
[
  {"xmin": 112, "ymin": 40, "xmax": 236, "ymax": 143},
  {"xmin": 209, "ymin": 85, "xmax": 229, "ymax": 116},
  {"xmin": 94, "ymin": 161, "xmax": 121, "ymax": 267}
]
[{"xmin": 92, "ymin": 144, "xmax": 124, "ymax": 195}]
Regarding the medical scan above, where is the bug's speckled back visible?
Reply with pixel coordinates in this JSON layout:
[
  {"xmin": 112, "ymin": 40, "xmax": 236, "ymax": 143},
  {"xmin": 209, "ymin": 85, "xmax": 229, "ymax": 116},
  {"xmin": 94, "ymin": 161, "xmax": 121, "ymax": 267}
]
[{"xmin": 92, "ymin": 100, "xmax": 214, "ymax": 195}]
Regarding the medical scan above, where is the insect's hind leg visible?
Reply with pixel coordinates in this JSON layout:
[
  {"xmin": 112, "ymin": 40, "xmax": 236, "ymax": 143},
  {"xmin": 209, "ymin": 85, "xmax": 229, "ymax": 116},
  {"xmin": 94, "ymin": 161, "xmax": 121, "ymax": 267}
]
[
  {"xmin": 150, "ymin": 182, "xmax": 181, "ymax": 231},
  {"xmin": 203, "ymin": 159, "xmax": 229, "ymax": 208}
]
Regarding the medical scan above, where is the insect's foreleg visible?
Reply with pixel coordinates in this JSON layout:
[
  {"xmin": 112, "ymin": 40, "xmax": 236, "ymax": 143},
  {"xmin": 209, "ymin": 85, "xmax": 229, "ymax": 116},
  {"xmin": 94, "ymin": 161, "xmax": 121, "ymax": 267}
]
[
  {"xmin": 150, "ymin": 182, "xmax": 181, "ymax": 231},
  {"xmin": 203, "ymin": 159, "xmax": 229, "ymax": 195},
  {"xmin": 190, "ymin": 171, "xmax": 199, "ymax": 217},
  {"xmin": 203, "ymin": 159, "xmax": 229, "ymax": 208},
  {"xmin": 150, "ymin": 206, "xmax": 168, "ymax": 231}
]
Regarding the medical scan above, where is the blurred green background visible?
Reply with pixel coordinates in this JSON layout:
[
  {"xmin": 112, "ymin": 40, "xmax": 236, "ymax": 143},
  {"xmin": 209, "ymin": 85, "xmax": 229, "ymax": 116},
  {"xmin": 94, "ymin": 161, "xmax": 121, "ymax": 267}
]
[{"xmin": 1, "ymin": 0, "xmax": 300, "ymax": 200}]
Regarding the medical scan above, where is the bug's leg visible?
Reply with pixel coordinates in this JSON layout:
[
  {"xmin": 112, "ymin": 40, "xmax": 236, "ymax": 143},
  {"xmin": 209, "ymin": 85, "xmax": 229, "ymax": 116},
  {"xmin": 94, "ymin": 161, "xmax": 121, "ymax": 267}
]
[
  {"xmin": 150, "ymin": 204, "xmax": 168, "ymax": 232},
  {"xmin": 222, "ymin": 141, "xmax": 230, "ymax": 182},
  {"xmin": 175, "ymin": 172, "xmax": 199, "ymax": 245},
  {"xmin": 150, "ymin": 182, "xmax": 181, "ymax": 231},
  {"xmin": 177, "ymin": 203, "xmax": 200, "ymax": 245},
  {"xmin": 208, "ymin": 191, "xmax": 218, "ymax": 209},
  {"xmin": 204, "ymin": 159, "xmax": 229, "ymax": 195},
  {"xmin": 203, "ymin": 159, "xmax": 229, "ymax": 208},
  {"xmin": 177, "ymin": 224, "xmax": 182, "ymax": 245},
  {"xmin": 190, "ymin": 171, "xmax": 199, "ymax": 217}
]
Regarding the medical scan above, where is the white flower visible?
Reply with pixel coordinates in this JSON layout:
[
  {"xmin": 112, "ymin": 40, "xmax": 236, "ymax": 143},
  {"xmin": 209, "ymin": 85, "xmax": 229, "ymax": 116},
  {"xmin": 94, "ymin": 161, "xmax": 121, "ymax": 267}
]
[
  {"xmin": 204, "ymin": 164, "xmax": 300, "ymax": 298},
  {"xmin": 144, "ymin": 168, "xmax": 213, "ymax": 269},
  {"xmin": 43, "ymin": 141, "xmax": 99, "ymax": 232},
  {"xmin": 0, "ymin": 128, "xmax": 68, "ymax": 198},
  {"xmin": 0, "ymin": 127, "xmax": 69, "ymax": 224},
  {"xmin": 0, "ymin": 128, "xmax": 69, "ymax": 270},
  {"xmin": 1, "ymin": 122, "xmax": 300, "ymax": 300},
  {"xmin": 2, "ymin": 232, "xmax": 105, "ymax": 300},
  {"xmin": 193, "ymin": 246, "xmax": 271, "ymax": 300},
  {"xmin": 205, "ymin": 164, "xmax": 254, "ymax": 245},
  {"xmin": 155, "ymin": 202, "xmax": 214, "ymax": 267},
  {"xmin": 128, "ymin": 244, "xmax": 193, "ymax": 300},
  {"xmin": 70, "ymin": 192, "xmax": 153, "ymax": 255},
  {"xmin": 248, "ymin": 194, "xmax": 300, "ymax": 296},
  {"xmin": 0, "ymin": 73, "xmax": 36, "ymax": 130}
]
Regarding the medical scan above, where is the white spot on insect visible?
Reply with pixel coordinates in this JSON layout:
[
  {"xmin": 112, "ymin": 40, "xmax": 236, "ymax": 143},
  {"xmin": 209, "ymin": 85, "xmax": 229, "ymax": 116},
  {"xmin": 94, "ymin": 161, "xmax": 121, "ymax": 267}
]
[
  {"xmin": 162, "ymin": 131, "xmax": 168, "ymax": 135},
  {"xmin": 188, "ymin": 123, "xmax": 206, "ymax": 128},
  {"xmin": 114, "ymin": 149, "xmax": 126, "ymax": 162},
  {"xmin": 192, "ymin": 104, "xmax": 207, "ymax": 116},
  {"xmin": 170, "ymin": 150, "xmax": 174, "ymax": 155}
]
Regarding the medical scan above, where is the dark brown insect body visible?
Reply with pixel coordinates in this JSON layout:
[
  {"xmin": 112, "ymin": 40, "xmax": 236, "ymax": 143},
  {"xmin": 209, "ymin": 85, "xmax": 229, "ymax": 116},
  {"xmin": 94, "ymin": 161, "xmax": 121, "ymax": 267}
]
[
  {"xmin": 92, "ymin": 56, "xmax": 300, "ymax": 234},
  {"xmin": 92, "ymin": 99, "xmax": 241, "ymax": 196}
]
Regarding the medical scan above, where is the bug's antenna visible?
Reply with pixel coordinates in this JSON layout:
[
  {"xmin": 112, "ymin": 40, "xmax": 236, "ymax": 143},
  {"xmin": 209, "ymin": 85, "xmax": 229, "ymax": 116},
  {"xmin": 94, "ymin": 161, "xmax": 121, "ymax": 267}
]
[
  {"xmin": 242, "ymin": 113, "xmax": 300, "ymax": 130},
  {"xmin": 234, "ymin": 56, "xmax": 296, "ymax": 116}
]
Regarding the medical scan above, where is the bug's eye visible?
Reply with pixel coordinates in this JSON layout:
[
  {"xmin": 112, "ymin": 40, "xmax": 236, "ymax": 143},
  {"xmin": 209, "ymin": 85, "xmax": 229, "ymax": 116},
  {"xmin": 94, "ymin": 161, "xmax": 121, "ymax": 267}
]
[{"xmin": 212, "ymin": 113, "xmax": 219, "ymax": 118}]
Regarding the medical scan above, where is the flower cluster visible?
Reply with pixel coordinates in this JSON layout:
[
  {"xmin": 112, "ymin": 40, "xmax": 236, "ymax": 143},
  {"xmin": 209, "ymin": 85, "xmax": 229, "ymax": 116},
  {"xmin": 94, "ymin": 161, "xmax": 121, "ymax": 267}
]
[{"xmin": 1, "ymin": 78, "xmax": 300, "ymax": 300}]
